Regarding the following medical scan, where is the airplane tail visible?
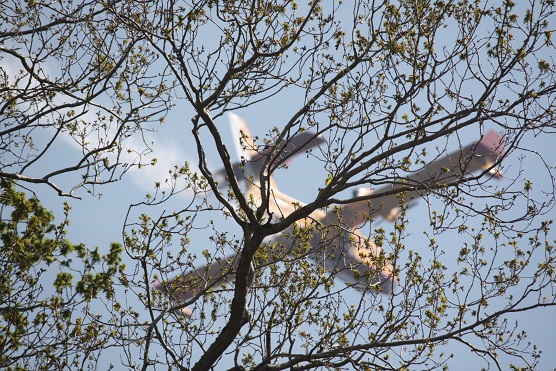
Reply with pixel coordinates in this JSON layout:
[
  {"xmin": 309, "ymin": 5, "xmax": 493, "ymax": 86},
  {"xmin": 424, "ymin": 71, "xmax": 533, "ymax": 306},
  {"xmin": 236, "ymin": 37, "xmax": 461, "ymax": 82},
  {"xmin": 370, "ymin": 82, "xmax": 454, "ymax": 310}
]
[
  {"xmin": 222, "ymin": 113, "xmax": 325, "ymax": 191},
  {"xmin": 228, "ymin": 113, "xmax": 281, "ymax": 200},
  {"xmin": 228, "ymin": 112, "xmax": 259, "ymax": 166}
]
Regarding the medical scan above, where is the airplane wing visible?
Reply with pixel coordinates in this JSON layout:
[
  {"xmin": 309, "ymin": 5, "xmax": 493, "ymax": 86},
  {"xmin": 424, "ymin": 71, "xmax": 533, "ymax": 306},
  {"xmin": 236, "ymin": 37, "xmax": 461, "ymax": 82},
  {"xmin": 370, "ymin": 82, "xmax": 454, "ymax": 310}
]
[
  {"xmin": 153, "ymin": 206, "xmax": 396, "ymax": 318},
  {"xmin": 342, "ymin": 130, "xmax": 505, "ymax": 226}
]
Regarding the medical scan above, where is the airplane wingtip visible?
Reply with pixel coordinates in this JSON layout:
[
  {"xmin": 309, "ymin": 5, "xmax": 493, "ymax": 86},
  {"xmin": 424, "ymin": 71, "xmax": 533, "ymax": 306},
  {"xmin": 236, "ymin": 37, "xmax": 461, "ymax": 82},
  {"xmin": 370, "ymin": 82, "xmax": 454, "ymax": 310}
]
[{"xmin": 479, "ymin": 130, "xmax": 505, "ymax": 157}]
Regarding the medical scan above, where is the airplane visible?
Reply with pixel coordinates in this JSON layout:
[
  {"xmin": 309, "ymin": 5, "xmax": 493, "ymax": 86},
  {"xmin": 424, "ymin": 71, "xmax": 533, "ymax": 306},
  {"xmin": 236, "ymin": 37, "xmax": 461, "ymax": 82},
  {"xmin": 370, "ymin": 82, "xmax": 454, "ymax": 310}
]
[{"xmin": 152, "ymin": 114, "xmax": 505, "ymax": 317}]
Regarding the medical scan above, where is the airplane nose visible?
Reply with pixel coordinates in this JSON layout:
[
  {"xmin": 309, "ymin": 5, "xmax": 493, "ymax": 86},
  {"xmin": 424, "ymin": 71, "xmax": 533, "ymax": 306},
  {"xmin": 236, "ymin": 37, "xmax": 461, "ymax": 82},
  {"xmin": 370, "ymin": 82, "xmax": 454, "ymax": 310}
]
[
  {"xmin": 152, "ymin": 280, "xmax": 194, "ymax": 317},
  {"xmin": 379, "ymin": 273, "xmax": 397, "ymax": 295}
]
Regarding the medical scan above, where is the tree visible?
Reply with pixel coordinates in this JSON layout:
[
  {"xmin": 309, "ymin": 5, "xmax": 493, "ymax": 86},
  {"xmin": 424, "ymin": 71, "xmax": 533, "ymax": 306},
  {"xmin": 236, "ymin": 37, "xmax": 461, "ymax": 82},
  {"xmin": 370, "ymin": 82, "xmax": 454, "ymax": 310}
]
[
  {"xmin": 0, "ymin": 179, "xmax": 125, "ymax": 370},
  {"xmin": 1, "ymin": 0, "xmax": 556, "ymax": 370}
]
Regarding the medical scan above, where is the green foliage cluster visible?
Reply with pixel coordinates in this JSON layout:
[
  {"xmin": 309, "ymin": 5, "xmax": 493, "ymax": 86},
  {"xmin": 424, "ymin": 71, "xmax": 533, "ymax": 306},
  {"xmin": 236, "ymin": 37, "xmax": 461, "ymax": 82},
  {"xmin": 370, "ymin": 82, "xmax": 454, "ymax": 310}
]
[{"xmin": 0, "ymin": 180, "xmax": 125, "ymax": 370}]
